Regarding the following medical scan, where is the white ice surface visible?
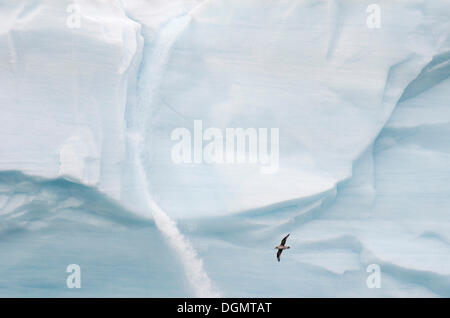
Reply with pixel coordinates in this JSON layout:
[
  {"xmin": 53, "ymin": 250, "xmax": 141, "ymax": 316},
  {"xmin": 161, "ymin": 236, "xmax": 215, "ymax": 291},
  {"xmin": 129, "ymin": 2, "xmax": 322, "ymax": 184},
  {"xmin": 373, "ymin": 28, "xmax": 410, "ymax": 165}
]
[{"xmin": 0, "ymin": 0, "xmax": 449, "ymax": 297}]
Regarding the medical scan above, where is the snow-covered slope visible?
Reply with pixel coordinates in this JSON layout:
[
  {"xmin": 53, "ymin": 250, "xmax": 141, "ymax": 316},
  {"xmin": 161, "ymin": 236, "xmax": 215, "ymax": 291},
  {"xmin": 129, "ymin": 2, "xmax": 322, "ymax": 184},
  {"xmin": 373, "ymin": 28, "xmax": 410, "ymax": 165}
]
[{"xmin": 0, "ymin": 0, "xmax": 449, "ymax": 297}]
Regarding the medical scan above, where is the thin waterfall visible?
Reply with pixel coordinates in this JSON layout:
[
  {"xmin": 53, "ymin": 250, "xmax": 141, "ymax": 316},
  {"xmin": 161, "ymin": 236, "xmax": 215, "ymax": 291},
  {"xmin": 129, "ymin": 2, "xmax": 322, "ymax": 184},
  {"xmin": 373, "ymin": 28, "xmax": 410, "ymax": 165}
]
[{"xmin": 127, "ymin": 15, "xmax": 220, "ymax": 297}]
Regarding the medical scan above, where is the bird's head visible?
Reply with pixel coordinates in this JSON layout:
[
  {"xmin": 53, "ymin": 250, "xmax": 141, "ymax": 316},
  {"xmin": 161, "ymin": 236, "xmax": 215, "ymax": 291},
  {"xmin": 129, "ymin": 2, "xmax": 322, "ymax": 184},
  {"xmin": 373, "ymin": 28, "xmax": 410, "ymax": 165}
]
[{"xmin": 286, "ymin": 246, "xmax": 290, "ymax": 249}]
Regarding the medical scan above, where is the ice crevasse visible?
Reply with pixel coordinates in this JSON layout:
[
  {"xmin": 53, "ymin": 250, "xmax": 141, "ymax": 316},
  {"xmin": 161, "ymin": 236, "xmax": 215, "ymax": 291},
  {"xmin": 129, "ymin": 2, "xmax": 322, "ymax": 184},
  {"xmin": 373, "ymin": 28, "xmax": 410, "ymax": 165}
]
[{"xmin": 0, "ymin": 0, "xmax": 449, "ymax": 297}]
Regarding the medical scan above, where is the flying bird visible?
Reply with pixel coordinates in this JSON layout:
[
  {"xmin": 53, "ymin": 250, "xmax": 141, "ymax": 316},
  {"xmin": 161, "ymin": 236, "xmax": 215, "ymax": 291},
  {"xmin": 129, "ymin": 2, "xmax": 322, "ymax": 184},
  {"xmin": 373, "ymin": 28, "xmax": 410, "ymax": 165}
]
[{"xmin": 275, "ymin": 234, "xmax": 290, "ymax": 262}]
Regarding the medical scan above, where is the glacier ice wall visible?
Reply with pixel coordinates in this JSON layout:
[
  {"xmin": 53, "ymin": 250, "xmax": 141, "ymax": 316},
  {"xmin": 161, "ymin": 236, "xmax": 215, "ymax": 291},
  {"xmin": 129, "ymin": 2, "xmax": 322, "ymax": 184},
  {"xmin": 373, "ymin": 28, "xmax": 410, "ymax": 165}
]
[
  {"xmin": 0, "ymin": 0, "xmax": 449, "ymax": 296},
  {"xmin": 0, "ymin": 0, "xmax": 143, "ymax": 200},
  {"xmin": 124, "ymin": 0, "xmax": 446, "ymax": 218}
]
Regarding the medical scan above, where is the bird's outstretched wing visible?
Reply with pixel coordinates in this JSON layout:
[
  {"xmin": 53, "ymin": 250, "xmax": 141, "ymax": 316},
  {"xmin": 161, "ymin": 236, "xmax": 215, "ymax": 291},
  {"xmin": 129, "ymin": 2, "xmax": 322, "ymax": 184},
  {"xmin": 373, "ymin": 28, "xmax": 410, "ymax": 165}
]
[
  {"xmin": 280, "ymin": 234, "xmax": 290, "ymax": 246},
  {"xmin": 277, "ymin": 249, "xmax": 283, "ymax": 262}
]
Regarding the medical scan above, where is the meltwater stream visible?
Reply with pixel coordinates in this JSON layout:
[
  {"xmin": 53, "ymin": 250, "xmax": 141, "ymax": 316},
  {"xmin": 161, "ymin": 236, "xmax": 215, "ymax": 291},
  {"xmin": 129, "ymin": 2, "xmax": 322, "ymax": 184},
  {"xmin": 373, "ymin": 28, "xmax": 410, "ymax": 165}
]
[{"xmin": 126, "ymin": 14, "xmax": 220, "ymax": 297}]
